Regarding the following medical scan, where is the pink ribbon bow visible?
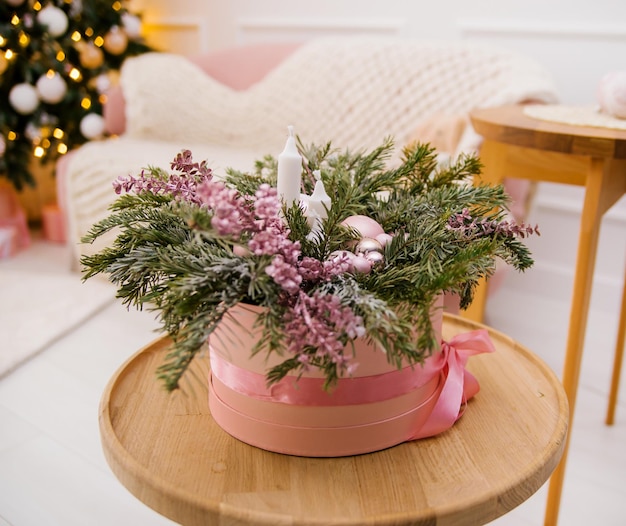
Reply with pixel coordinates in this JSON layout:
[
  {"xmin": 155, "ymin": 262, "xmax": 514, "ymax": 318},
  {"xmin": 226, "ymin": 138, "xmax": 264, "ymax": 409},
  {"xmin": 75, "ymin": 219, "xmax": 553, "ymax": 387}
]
[{"xmin": 411, "ymin": 329, "xmax": 495, "ymax": 439}]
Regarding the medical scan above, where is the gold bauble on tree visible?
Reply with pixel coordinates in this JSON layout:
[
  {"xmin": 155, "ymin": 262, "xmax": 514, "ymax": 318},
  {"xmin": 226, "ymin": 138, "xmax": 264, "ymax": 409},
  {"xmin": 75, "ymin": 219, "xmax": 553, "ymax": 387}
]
[
  {"xmin": 103, "ymin": 26, "xmax": 128, "ymax": 55},
  {"xmin": 79, "ymin": 43, "xmax": 104, "ymax": 69}
]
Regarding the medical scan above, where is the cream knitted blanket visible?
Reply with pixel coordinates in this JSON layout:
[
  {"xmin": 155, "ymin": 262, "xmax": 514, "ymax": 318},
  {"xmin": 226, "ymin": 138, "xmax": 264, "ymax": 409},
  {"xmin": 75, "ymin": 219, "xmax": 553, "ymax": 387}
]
[
  {"xmin": 122, "ymin": 37, "xmax": 557, "ymax": 152},
  {"xmin": 64, "ymin": 37, "xmax": 558, "ymax": 265}
]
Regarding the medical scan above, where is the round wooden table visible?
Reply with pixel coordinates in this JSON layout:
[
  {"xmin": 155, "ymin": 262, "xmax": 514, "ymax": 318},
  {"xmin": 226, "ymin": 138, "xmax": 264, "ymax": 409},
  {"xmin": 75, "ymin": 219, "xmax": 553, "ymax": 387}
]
[
  {"xmin": 468, "ymin": 104, "xmax": 626, "ymax": 525},
  {"xmin": 99, "ymin": 315, "xmax": 568, "ymax": 526}
]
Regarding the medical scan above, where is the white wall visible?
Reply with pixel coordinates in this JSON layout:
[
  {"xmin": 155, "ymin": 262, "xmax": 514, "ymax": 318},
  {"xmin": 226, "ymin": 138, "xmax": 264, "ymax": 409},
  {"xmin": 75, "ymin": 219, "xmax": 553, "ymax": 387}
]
[{"xmin": 129, "ymin": 0, "xmax": 626, "ymax": 312}]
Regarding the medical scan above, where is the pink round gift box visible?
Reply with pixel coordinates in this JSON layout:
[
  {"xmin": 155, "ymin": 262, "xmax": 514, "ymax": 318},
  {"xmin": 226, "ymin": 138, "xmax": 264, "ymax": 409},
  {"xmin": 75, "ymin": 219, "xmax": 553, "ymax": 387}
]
[{"xmin": 208, "ymin": 301, "xmax": 445, "ymax": 457}]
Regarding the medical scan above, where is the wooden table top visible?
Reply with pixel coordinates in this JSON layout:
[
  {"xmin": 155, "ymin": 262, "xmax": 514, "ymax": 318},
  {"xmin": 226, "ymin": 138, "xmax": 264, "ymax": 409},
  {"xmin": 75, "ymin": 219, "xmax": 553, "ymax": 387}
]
[
  {"xmin": 470, "ymin": 104, "xmax": 626, "ymax": 159},
  {"xmin": 99, "ymin": 315, "xmax": 568, "ymax": 526}
]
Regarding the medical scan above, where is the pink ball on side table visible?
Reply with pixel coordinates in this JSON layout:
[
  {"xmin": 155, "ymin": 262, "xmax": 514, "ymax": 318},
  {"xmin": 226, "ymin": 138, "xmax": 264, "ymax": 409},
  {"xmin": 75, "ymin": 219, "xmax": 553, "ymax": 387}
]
[{"xmin": 598, "ymin": 71, "xmax": 626, "ymax": 119}]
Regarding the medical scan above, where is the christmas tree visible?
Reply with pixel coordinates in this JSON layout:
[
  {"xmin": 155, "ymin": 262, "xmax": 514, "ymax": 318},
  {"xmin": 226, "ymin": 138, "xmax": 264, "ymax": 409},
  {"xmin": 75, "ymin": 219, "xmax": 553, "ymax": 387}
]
[{"xmin": 0, "ymin": 0, "xmax": 152, "ymax": 190}]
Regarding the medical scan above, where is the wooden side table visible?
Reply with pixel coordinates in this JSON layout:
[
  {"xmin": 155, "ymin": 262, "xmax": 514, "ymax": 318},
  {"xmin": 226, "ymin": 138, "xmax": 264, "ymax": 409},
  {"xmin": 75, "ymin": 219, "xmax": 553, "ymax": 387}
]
[
  {"xmin": 468, "ymin": 104, "xmax": 626, "ymax": 526},
  {"xmin": 99, "ymin": 315, "xmax": 568, "ymax": 526}
]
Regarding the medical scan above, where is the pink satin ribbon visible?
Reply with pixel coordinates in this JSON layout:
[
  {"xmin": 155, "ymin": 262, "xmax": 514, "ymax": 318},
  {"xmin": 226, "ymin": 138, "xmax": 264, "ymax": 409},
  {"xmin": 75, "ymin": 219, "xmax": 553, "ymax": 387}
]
[
  {"xmin": 209, "ymin": 348, "xmax": 442, "ymax": 406},
  {"xmin": 210, "ymin": 329, "xmax": 495, "ymax": 437},
  {"xmin": 411, "ymin": 330, "xmax": 495, "ymax": 439}
]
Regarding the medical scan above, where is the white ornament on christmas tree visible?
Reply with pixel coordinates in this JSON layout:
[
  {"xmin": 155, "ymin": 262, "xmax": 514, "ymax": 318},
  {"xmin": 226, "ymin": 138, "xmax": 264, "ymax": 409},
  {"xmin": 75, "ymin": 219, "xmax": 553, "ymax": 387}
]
[
  {"xmin": 24, "ymin": 122, "xmax": 41, "ymax": 141},
  {"xmin": 94, "ymin": 73, "xmax": 111, "ymax": 93},
  {"xmin": 80, "ymin": 113, "xmax": 105, "ymax": 139},
  {"xmin": 36, "ymin": 71, "xmax": 67, "ymax": 104},
  {"xmin": 68, "ymin": 0, "xmax": 83, "ymax": 17},
  {"xmin": 8, "ymin": 83, "xmax": 39, "ymax": 114},
  {"xmin": 121, "ymin": 13, "xmax": 142, "ymax": 39},
  {"xmin": 36, "ymin": 5, "xmax": 69, "ymax": 38}
]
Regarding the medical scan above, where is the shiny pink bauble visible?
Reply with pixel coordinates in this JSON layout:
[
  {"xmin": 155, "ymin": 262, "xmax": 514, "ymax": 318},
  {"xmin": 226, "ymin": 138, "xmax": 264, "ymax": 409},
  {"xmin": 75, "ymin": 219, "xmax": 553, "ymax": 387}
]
[
  {"xmin": 329, "ymin": 249, "xmax": 373, "ymax": 274},
  {"xmin": 351, "ymin": 254, "xmax": 373, "ymax": 274},
  {"xmin": 341, "ymin": 215, "xmax": 385, "ymax": 239},
  {"xmin": 375, "ymin": 232, "xmax": 393, "ymax": 246}
]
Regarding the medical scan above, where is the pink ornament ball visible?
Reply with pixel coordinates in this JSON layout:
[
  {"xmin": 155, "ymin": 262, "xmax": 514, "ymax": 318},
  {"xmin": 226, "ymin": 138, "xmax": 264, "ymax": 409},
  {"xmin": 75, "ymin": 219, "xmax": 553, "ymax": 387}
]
[
  {"xmin": 341, "ymin": 215, "xmax": 385, "ymax": 239},
  {"xmin": 375, "ymin": 232, "xmax": 393, "ymax": 247},
  {"xmin": 597, "ymin": 71, "xmax": 626, "ymax": 119},
  {"xmin": 351, "ymin": 254, "xmax": 373, "ymax": 274}
]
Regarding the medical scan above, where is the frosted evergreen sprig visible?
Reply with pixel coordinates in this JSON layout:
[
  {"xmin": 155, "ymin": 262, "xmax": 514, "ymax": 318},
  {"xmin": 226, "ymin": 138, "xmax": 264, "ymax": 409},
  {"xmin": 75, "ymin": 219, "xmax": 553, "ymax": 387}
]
[{"xmin": 447, "ymin": 207, "xmax": 540, "ymax": 238}]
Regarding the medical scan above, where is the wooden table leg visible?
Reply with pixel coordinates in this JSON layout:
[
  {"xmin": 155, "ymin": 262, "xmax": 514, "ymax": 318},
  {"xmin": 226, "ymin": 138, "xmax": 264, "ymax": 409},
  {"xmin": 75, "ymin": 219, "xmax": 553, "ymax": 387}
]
[
  {"xmin": 606, "ymin": 263, "xmax": 626, "ymax": 425},
  {"xmin": 461, "ymin": 140, "xmax": 506, "ymax": 324},
  {"xmin": 462, "ymin": 277, "xmax": 488, "ymax": 323},
  {"xmin": 544, "ymin": 158, "xmax": 625, "ymax": 525}
]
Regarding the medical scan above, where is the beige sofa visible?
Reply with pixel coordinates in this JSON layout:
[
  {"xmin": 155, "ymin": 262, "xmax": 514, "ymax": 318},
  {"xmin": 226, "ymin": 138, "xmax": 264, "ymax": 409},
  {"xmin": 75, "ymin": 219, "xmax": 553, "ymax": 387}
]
[{"xmin": 57, "ymin": 36, "xmax": 558, "ymax": 268}]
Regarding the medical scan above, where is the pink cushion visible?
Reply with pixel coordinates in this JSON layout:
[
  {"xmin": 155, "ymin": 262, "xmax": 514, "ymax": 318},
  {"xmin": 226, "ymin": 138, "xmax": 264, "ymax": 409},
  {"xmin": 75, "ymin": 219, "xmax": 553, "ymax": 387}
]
[
  {"xmin": 103, "ymin": 85, "xmax": 127, "ymax": 136},
  {"xmin": 188, "ymin": 43, "xmax": 301, "ymax": 90},
  {"xmin": 103, "ymin": 43, "xmax": 301, "ymax": 136}
]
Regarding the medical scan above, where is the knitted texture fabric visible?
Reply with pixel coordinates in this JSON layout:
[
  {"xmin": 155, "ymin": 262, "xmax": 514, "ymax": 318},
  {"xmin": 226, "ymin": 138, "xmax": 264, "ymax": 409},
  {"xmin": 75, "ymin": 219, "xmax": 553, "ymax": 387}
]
[
  {"xmin": 63, "ymin": 37, "xmax": 558, "ymax": 266},
  {"xmin": 121, "ymin": 37, "xmax": 557, "ymax": 152}
]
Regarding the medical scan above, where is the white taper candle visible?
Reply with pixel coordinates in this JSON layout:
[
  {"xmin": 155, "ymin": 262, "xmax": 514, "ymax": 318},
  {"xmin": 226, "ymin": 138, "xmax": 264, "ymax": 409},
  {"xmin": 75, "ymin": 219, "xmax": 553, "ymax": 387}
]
[{"xmin": 276, "ymin": 125, "xmax": 302, "ymax": 208}]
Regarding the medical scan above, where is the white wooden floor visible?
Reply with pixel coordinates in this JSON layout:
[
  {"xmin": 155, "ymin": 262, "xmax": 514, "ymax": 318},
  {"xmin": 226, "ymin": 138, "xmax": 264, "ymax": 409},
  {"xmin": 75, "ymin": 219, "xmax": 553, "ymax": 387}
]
[{"xmin": 0, "ymin": 236, "xmax": 624, "ymax": 526}]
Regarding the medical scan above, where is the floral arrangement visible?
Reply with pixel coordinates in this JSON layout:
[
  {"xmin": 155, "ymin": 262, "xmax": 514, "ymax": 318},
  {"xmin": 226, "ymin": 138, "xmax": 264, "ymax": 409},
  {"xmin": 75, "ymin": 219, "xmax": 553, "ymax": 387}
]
[{"xmin": 81, "ymin": 130, "xmax": 538, "ymax": 391}]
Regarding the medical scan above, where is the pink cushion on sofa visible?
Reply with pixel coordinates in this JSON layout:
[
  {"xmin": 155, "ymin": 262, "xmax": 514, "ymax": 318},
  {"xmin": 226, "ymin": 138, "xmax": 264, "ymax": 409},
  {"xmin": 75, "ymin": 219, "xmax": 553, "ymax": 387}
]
[
  {"xmin": 103, "ymin": 86, "xmax": 127, "ymax": 136},
  {"xmin": 103, "ymin": 43, "xmax": 301, "ymax": 136},
  {"xmin": 189, "ymin": 42, "xmax": 301, "ymax": 91}
]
